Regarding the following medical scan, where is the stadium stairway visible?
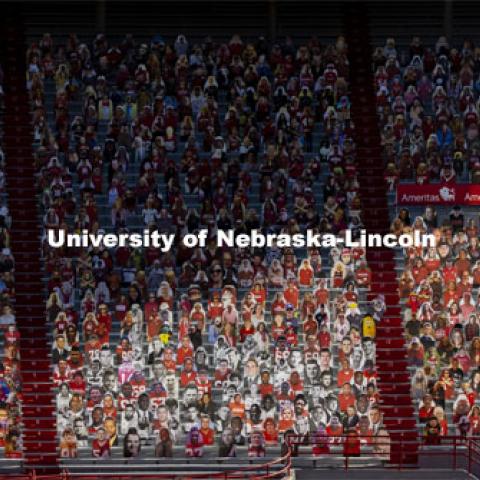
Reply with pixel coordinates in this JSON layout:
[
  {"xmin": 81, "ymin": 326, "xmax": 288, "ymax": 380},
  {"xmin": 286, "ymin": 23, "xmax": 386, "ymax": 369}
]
[
  {"xmin": 3, "ymin": 18, "xmax": 58, "ymax": 472},
  {"xmin": 344, "ymin": 4, "xmax": 418, "ymax": 466}
]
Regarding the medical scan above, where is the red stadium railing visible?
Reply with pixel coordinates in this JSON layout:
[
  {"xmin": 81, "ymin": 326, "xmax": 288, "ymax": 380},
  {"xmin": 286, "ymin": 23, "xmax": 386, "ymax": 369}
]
[
  {"xmin": 417, "ymin": 435, "xmax": 480, "ymax": 475},
  {"xmin": 5, "ymin": 434, "xmax": 480, "ymax": 478},
  {"xmin": 285, "ymin": 433, "xmax": 480, "ymax": 475},
  {"xmin": 11, "ymin": 449, "xmax": 292, "ymax": 480},
  {"xmin": 469, "ymin": 439, "xmax": 480, "ymax": 475}
]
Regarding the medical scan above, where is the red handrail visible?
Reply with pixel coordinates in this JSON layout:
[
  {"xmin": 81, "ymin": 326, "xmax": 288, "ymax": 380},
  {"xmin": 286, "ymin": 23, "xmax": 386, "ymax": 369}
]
[
  {"xmin": 468, "ymin": 438, "xmax": 480, "ymax": 475},
  {"xmin": 6, "ymin": 434, "xmax": 480, "ymax": 478},
  {"xmin": 285, "ymin": 433, "xmax": 480, "ymax": 473},
  {"xmin": 21, "ymin": 449, "xmax": 292, "ymax": 480}
]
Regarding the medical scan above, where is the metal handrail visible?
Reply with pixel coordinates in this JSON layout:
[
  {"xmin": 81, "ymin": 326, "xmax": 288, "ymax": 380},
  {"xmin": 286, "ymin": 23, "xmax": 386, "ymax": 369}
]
[
  {"xmin": 285, "ymin": 432, "xmax": 480, "ymax": 473},
  {"xmin": 23, "ymin": 448, "xmax": 292, "ymax": 480},
  {"xmin": 6, "ymin": 433, "xmax": 480, "ymax": 479}
]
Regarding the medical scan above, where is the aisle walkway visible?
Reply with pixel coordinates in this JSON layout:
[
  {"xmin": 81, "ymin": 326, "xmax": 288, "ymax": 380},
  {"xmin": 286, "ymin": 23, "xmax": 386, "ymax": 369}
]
[
  {"xmin": 344, "ymin": 3, "xmax": 418, "ymax": 466},
  {"xmin": 3, "ymin": 14, "xmax": 58, "ymax": 472}
]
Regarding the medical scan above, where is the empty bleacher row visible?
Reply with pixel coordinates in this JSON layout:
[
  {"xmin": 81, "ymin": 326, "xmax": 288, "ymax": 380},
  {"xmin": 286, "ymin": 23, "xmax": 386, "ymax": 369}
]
[{"xmin": 21, "ymin": 2, "xmax": 344, "ymax": 44}]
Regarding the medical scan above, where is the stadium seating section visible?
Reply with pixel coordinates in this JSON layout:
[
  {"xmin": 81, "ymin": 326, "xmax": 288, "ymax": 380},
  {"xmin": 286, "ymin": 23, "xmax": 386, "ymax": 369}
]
[
  {"xmin": 25, "ymin": 31, "xmax": 393, "ymax": 463},
  {"xmin": 0, "ymin": 8, "xmax": 478, "ymax": 473},
  {"xmin": 376, "ymin": 35, "xmax": 480, "ymax": 440}
]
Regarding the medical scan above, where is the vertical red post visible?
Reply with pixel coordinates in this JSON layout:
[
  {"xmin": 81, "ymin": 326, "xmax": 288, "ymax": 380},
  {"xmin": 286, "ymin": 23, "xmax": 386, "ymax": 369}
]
[
  {"xmin": 468, "ymin": 439, "xmax": 472, "ymax": 474},
  {"xmin": 399, "ymin": 437, "xmax": 403, "ymax": 471},
  {"xmin": 453, "ymin": 436, "xmax": 457, "ymax": 470}
]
